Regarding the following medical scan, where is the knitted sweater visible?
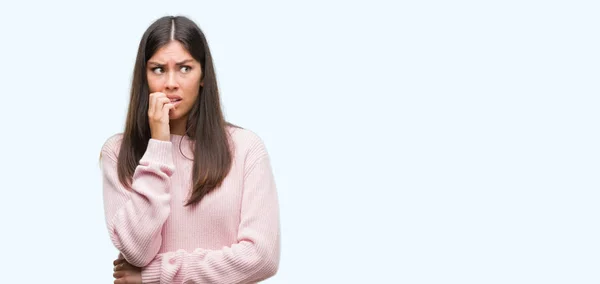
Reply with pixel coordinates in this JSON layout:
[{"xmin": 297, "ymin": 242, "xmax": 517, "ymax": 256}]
[{"xmin": 99, "ymin": 126, "xmax": 280, "ymax": 283}]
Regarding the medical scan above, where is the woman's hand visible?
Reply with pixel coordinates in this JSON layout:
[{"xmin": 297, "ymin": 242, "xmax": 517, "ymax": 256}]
[
  {"xmin": 113, "ymin": 258, "xmax": 142, "ymax": 284},
  {"xmin": 148, "ymin": 92, "xmax": 174, "ymax": 141}
]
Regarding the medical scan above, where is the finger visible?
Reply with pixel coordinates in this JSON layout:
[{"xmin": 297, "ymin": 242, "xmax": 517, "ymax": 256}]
[
  {"xmin": 113, "ymin": 258, "xmax": 125, "ymax": 266},
  {"xmin": 163, "ymin": 102, "xmax": 175, "ymax": 119},
  {"xmin": 117, "ymin": 262, "xmax": 140, "ymax": 272},
  {"xmin": 114, "ymin": 262, "xmax": 131, "ymax": 271},
  {"xmin": 148, "ymin": 92, "xmax": 156, "ymax": 115},
  {"xmin": 113, "ymin": 270, "xmax": 127, "ymax": 279},
  {"xmin": 115, "ymin": 275, "xmax": 134, "ymax": 284},
  {"xmin": 155, "ymin": 97, "xmax": 171, "ymax": 119},
  {"xmin": 114, "ymin": 262, "xmax": 128, "ymax": 271},
  {"xmin": 149, "ymin": 92, "xmax": 165, "ymax": 116}
]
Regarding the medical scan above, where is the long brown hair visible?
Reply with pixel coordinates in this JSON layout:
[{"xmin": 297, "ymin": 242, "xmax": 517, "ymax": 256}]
[{"xmin": 117, "ymin": 15, "xmax": 239, "ymax": 206}]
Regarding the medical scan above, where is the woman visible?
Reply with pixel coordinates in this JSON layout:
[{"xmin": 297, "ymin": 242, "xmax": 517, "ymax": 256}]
[{"xmin": 100, "ymin": 15, "xmax": 280, "ymax": 284}]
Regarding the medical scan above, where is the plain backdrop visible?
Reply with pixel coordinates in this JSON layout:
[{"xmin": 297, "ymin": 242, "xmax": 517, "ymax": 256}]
[{"xmin": 0, "ymin": 1, "xmax": 598, "ymax": 283}]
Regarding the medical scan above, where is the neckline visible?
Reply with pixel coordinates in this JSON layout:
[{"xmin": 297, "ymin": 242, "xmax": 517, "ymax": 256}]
[
  {"xmin": 169, "ymin": 133, "xmax": 191, "ymax": 141},
  {"xmin": 168, "ymin": 125, "xmax": 236, "ymax": 142}
]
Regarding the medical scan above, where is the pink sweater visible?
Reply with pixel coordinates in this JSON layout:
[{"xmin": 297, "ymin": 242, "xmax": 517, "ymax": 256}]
[{"xmin": 100, "ymin": 126, "xmax": 280, "ymax": 284}]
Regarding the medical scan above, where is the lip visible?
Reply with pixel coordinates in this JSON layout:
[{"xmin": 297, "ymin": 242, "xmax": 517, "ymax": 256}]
[{"xmin": 166, "ymin": 95, "xmax": 183, "ymax": 105}]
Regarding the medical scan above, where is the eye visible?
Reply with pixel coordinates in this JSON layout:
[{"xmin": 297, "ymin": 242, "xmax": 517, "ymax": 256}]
[
  {"xmin": 180, "ymin": 66, "xmax": 192, "ymax": 73},
  {"xmin": 151, "ymin": 67, "xmax": 164, "ymax": 74}
]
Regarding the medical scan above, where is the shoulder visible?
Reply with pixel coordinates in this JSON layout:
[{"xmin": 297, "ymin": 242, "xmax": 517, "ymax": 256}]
[
  {"xmin": 227, "ymin": 124, "xmax": 270, "ymax": 161},
  {"xmin": 228, "ymin": 125, "xmax": 263, "ymax": 147},
  {"xmin": 100, "ymin": 132, "xmax": 124, "ymax": 160}
]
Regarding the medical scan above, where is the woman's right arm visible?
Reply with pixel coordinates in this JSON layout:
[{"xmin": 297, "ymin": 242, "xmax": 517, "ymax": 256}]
[{"xmin": 100, "ymin": 136, "xmax": 174, "ymax": 267}]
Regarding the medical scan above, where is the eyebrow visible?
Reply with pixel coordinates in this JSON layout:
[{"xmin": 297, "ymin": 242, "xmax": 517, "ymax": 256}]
[{"xmin": 148, "ymin": 59, "xmax": 194, "ymax": 66}]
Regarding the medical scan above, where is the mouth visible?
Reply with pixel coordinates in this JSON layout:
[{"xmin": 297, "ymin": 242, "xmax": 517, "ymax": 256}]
[{"xmin": 170, "ymin": 98, "xmax": 183, "ymax": 104}]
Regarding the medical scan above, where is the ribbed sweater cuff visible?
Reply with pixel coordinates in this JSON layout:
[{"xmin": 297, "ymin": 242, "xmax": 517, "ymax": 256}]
[
  {"xmin": 140, "ymin": 139, "xmax": 174, "ymax": 166},
  {"xmin": 141, "ymin": 258, "xmax": 161, "ymax": 284}
]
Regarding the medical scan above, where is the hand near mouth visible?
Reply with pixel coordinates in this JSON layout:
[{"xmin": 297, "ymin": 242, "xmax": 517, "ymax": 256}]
[{"xmin": 148, "ymin": 92, "xmax": 174, "ymax": 141}]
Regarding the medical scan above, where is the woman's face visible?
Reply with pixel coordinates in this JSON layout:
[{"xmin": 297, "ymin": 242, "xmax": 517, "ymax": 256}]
[{"xmin": 146, "ymin": 41, "xmax": 203, "ymax": 121}]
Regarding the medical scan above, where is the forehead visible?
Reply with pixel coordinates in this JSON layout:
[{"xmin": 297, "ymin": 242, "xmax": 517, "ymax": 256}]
[{"xmin": 149, "ymin": 41, "xmax": 195, "ymax": 63}]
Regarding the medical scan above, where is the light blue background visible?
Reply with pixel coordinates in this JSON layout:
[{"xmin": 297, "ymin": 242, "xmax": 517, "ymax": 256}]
[{"xmin": 0, "ymin": 1, "xmax": 598, "ymax": 283}]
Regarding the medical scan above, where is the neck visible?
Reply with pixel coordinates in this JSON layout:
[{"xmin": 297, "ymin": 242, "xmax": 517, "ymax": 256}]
[{"xmin": 169, "ymin": 116, "xmax": 187, "ymax": 136}]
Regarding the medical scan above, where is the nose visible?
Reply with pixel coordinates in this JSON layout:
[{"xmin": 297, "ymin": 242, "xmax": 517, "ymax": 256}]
[{"xmin": 165, "ymin": 70, "xmax": 179, "ymax": 90}]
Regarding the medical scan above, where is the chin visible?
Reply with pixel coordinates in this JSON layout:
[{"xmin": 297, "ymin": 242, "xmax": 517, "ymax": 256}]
[
  {"xmin": 169, "ymin": 110, "xmax": 181, "ymax": 119},
  {"xmin": 170, "ymin": 109, "xmax": 189, "ymax": 120}
]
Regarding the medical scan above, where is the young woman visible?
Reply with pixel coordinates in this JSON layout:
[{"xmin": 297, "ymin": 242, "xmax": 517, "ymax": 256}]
[{"xmin": 99, "ymin": 15, "xmax": 280, "ymax": 284}]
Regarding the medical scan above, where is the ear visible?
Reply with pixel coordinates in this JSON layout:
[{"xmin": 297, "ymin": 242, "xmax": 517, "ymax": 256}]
[{"xmin": 200, "ymin": 81, "xmax": 204, "ymax": 87}]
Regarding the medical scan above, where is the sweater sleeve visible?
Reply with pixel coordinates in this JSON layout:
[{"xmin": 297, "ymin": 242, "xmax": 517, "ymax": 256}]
[
  {"xmin": 140, "ymin": 142, "xmax": 281, "ymax": 284},
  {"xmin": 100, "ymin": 136, "xmax": 175, "ymax": 267}
]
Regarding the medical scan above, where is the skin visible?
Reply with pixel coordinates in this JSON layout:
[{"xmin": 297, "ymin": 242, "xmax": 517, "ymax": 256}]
[
  {"xmin": 113, "ymin": 258, "xmax": 141, "ymax": 284},
  {"xmin": 146, "ymin": 40, "xmax": 203, "ymax": 140},
  {"xmin": 113, "ymin": 40, "xmax": 203, "ymax": 283}
]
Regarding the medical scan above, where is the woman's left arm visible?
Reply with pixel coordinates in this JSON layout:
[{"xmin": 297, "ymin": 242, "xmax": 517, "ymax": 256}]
[{"xmin": 141, "ymin": 152, "xmax": 281, "ymax": 284}]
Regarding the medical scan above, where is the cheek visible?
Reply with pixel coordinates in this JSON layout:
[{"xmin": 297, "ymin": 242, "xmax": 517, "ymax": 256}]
[
  {"xmin": 182, "ymin": 79, "xmax": 201, "ymax": 97},
  {"xmin": 183, "ymin": 88, "xmax": 199, "ymax": 101},
  {"xmin": 146, "ymin": 74, "xmax": 161, "ymax": 92}
]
